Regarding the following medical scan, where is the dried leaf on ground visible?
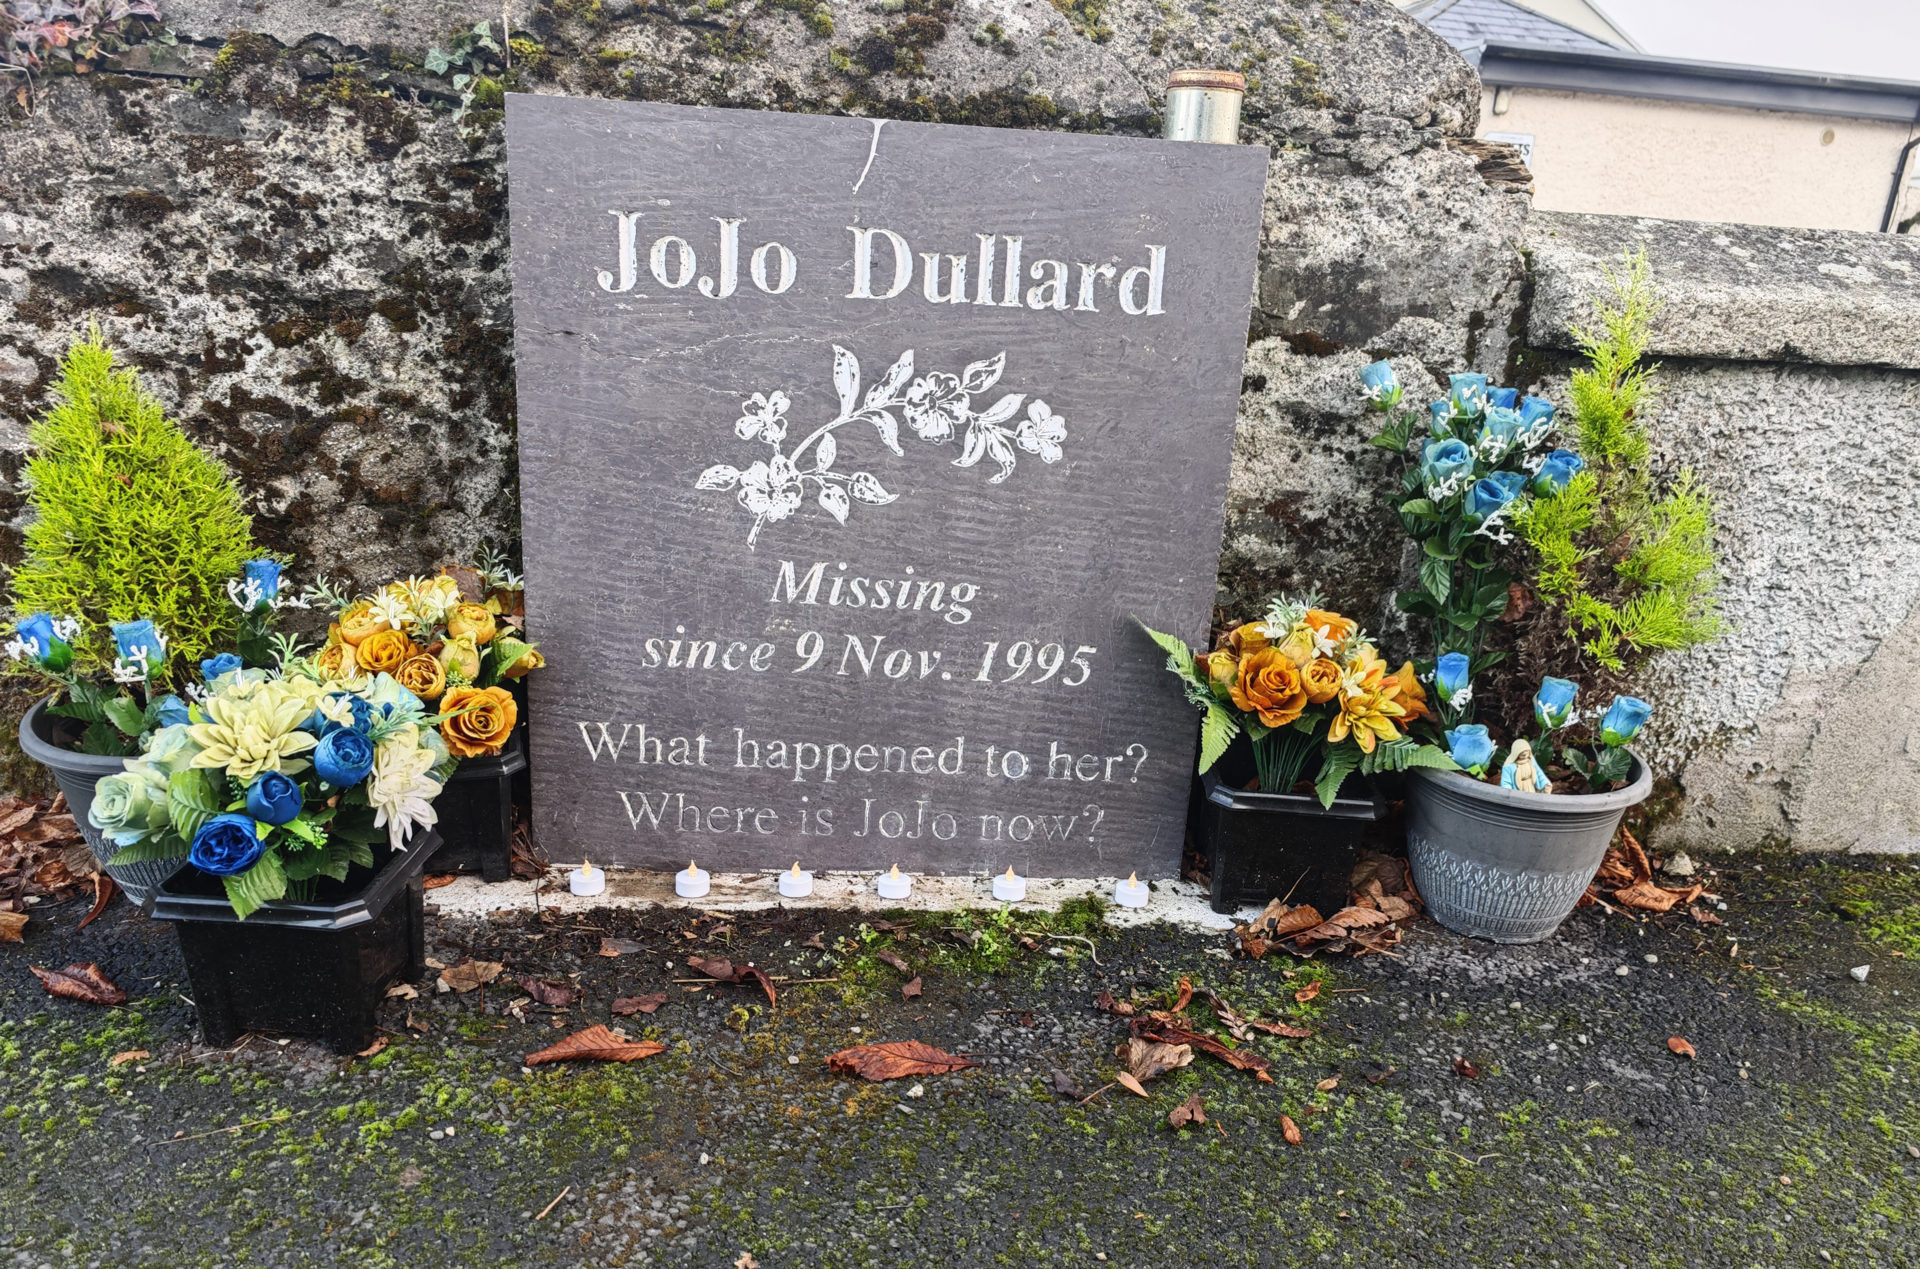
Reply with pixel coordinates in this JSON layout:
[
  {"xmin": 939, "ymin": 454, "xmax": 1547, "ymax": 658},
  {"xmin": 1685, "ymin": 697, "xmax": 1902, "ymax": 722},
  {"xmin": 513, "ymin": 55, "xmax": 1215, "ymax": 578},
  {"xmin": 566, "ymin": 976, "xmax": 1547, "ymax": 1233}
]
[
  {"xmin": 387, "ymin": 982, "xmax": 418, "ymax": 1000},
  {"xmin": 1246, "ymin": 1018, "xmax": 1314, "ymax": 1039},
  {"xmin": 1233, "ymin": 900, "xmax": 1324, "ymax": 958},
  {"xmin": 1688, "ymin": 905, "xmax": 1724, "ymax": 926},
  {"xmin": 356, "ymin": 1036, "xmax": 389, "ymax": 1059},
  {"xmin": 0, "ymin": 911, "xmax": 25, "ymax": 943},
  {"xmin": 1168, "ymin": 1093, "xmax": 1205, "ymax": 1129},
  {"xmin": 422, "ymin": 873, "xmax": 458, "ymax": 890},
  {"xmin": 1291, "ymin": 892, "xmax": 1410, "ymax": 957},
  {"xmin": 30, "ymin": 962, "xmax": 126, "ymax": 1006},
  {"xmin": 1668, "ymin": 1036, "xmax": 1697, "ymax": 1060},
  {"xmin": 526, "ymin": 1025, "xmax": 667, "ymax": 1065},
  {"xmin": 1048, "ymin": 1069, "xmax": 1084, "ymax": 1099},
  {"xmin": 901, "ymin": 976, "xmax": 923, "ymax": 1000},
  {"xmin": 687, "ymin": 956, "xmax": 778, "ymax": 1008},
  {"xmin": 1114, "ymin": 1071, "xmax": 1150, "ymax": 1098},
  {"xmin": 1582, "ymin": 828, "xmax": 1706, "ymax": 913},
  {"xmin": 1293, "ymin": 981, "xmax": 1321, "ymax": 1004},
  {"xmin": 734, "ymin": 1254, "xmax": 759, "ymax": 1269},
  {"xmin": 76, "ymin": 873, "xmax": 116, "ymax": 930},
  {"xmin": 107, "ymin": 1049, "xmax": 148, "ymax": 1067},
  {"xmin": 1280, "ymin": 1114, "xmax": 1303, "ymax": 1146},
  {"xmin": 610, "ymin": 992, "xmax": 668, "ymax": 1016},
  {"xmin": 521, "ymin": 977, "xmax": 579, "ymax": 1008},
  {"xmin": 1171, "ymin": 976, "xmax": 1194, "ymax": 1013},
  {"xmin": 1453, "ymin": 1056, "xmax": 1480, "ymax": 1079},
  {"xmin": 1132, "ymin": 1018, "xmax": 1273, "ymax": 1083},
  {"xmin": 598, "ymin": 937, "xmax": 646, "ymax": 957},
  {"xmin": 1093, "ymin": 990, "xmax": 1136, "ymax": 1017},
  {"xmin": 825, "ymin": 1041, "xmax": 976, "ymax": 1082},
  {"xmin": 1314, "ymin": 1076, "xmax": 1340, "ymax": 1092},
  {"xmin": 802, "ymin": 932, "xmax": 827, "ymax": 950},
  {"xmin": 0, "ymin": 795, "xmax": 90, "ymax": 910},
  {"xmin": 440, "ymin": 960, "xmax": 505, "ymax": 993},
  {"xmin": 1127, "ymin": 1038, "xmax": 1194, "ymax": 1082},
  {"xmin": 1365, "ymin": 1066, "xmax": 1397, "ymax": 1084},
  {"xmin": 875, "ymin": 949, "xmax": 912, "ymax": 974}
]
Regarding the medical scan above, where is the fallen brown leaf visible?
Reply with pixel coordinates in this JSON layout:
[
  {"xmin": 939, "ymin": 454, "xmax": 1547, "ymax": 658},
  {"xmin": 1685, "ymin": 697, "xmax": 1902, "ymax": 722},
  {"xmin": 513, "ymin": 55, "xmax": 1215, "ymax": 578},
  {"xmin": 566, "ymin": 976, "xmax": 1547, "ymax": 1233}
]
[
  {"xmin": 598, "ymin": 937, "xmax": 646, "ymax": 957},
  {"xmin": 1668, "ymin": 1036, "xmax": 1697, "ymax": 1060},
  {"xmin": 1093, "ymin": 990, "xmax": 1136, "ymax": 1017},
  {"xmin": 1280, "ymin": 1114, "xmax": 1303, "ymax": 1145},
  {"xmin": 30, "ymin": 962, "xmax": 126, "ymax": 1006},
  {"xmin": 825, "ymin": 1041, "xmax": 976, "ymax": 1082},
  {"xmin": 1453, "ymin": 1056, "xmax": 1480, "ymax": 1079},
  {"xmin": 1365, "ymin": 1066, "xmax": 1397, "ymax": 1084},
  {"xmin": 1127, "ymin": 1038, "xmax": 1195, "ymax": 1082},
  {"xmin": 610, "ymin": 993, "xmax": 668, "ymax": 1016},
  {"xmin": 1293, "ymin": 982, "xmax": 1321, "ymax": 1004},
  {"xmin": 386, "ymin": 982, "xmax": 418, "ymax": 1000},
  {"xmin": 520, "ymin": 977, "xmax": 579, "ymax": 1008},
  {"xmin": 439, "ymin": 960, "xmax": 504, "ymax": 993},
  {"xmin": 1688, "ymin": 905, "xmax": 1725, "ymax": 927},
  {"xmin": 1167, "ymin": 1092, "xmax": 1205, "ymax": 1129},
  {"xmin": 687, "ymin": 956, "xmax": 778, "ymax": 1008},
  {"xmin": 901, "ymin": 976, "xmax": 923, "ymax": 1000},
  {"xmin": 1114, "ymin": 1071, "xmax": 1150, "ymax": 1098},
  {"xmin": 875, "ymin": 949, "xmax": 912, "ymax": 974},
  {"xmin": 734, "ymin": 1255, "xmax": 759, "ymax": 1269},
  {"xmin": 0, "ymin": 911, "xmax": 25, "ymax": 943},
  {"xmin": 1246, "ymin": 1018, "xmax": 1314, "ymax": 1039},
  {"xmin": 107, "ymin": 1049, "xmax": 148, "ymax": 1067},
  {"xmin": 1171, "ymin": 976, "xmax": 1194, "ymax": 1013},
  {"xmin": 802, "ymin": 931, "xmax": 827, "ymax": 950},
  {"xmin": 1133, "ymin": 1018, "xmax": 1272, "ymax": 1083},
  {"xmin": 525, "ymin": 1025, "xmax": 667, "ymax": 1066},
  {"xmin": 356, "ymin": 1036, "xmax": 389, "ymax": 1059},
  {"xmin": 77, "ymin": 873, "xmax": 116, "ymax": 930},
  {"xmin": 422, "ymin": 873, "xmax": 458, "ymax": 890},
  {"xmin": 1314, "ymin": 1075, "xmax": 1340, "ymax": 1092}
]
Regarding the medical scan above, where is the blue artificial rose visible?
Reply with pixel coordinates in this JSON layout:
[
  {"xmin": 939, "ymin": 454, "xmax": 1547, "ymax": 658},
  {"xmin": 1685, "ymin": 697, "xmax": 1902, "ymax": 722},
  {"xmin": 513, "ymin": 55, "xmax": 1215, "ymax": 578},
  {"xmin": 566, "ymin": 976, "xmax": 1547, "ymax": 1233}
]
[
  {"xmin": 1463, "ymin": 472, "xmax": 1525, "ymax": 522},
  {"xmin": 1600, "ymin": 695, "xmax": 1652, "ymax": 748},
  {"xmin": 313, "ymin": 727, "xmax": 375, "ymax": 787},
  {"xmin": 149, "ymin": 694, "xmax": 191, "ymax": 728},
  {"xmin": 1420, "ymin": 438, "xmax": 1475, "ymax": 491},
  {"xmin": 1531, "ymin": 450, "xmax": 1582, "ymax": 496},
  {"xmin": 1359, "ymin": 359, "xmax": 1400, "ymax": 404},
  {"xmin": 189, "ymin": 813, "xmax": 267, "ymax": 877},
  {"xmin": 244, "ymin": 558, "xmax": 283, "ymax": 602},
  {"xmin": 1478, "ymin": 406, "xmax": 1523, "ymax": 453},
  {"xmin": 1448, "ymin": 373, "xmax": 1488, "ymax": 414},
  {"xmin": 111, "ymin": 620, "xmax": 165, "ymax": 677},
  {"xmin": 1534, "ymin": 676, "xmax": 1579, "ymax": 731},
  {"xmin": 1427, "ymin": 400, "xmax": 1453, "ymax": 435},
  {"xmin": 1434, "ymin": 652, "xmax": 1471, "ymax": 705},
  {"xmin": 1446, "ymin": 724, "xmax": 1495, "ymax": 776},
  {"xmin": 13, "ymin": 612, "xmax": 75, "ymax": 671},
  {"xmin": 201, "ymin": 652, "xmax": 244, "ymax": 682},
  {"xmin": 245, "ymin": 770, "xmax": 304, "ymax": 825},
  {"xmin": 1486, "ymin": 386, "xmax": 1519, "ymax": 410},
  {"xmin": 1519, "ymin": 396, "xmax": 1555, "ymax": 429}
]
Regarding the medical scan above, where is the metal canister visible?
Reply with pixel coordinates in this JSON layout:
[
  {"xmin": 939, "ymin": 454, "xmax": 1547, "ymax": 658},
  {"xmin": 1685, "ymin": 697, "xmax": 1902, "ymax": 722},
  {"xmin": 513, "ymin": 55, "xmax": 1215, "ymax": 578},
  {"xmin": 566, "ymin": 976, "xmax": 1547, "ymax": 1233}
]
[{"xmin": 1161, "ymin": 69, "xmax": 1246, "ymax": 144}]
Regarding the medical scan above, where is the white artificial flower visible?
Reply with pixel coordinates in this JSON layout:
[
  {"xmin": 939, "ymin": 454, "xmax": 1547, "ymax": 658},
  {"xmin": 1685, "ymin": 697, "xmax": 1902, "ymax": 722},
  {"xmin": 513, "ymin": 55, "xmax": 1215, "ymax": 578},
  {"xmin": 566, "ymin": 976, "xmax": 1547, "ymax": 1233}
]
[
  {"xmin": 51, "ymin": 617, "xmax": 81, "ymax": 642},
  {"xmin": 3, "ymin": 638, "xmax": 30, "ymax": 662},
  {"xmin": 228, "ymin": 577, "xmax": 266, "ymax": 612},
  {"xmin": 367, "ymin": 590, "xmax": 417, "ymax": 632},
  {"xmin": 367, "ymin": 727, "xmax": 443, "ymax": 851}
]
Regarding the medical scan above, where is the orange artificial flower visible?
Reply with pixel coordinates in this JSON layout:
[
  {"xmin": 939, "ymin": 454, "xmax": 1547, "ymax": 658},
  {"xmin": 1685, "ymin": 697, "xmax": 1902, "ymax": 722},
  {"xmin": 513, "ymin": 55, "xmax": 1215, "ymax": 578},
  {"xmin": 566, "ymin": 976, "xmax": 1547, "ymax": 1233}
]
[
  {"xmin": 354, "ymin": 627, "xmax": 417, "ymax": 676},
  {"xmin": 1231, "ymin": 647, "xmax": 1310, "ymax": 728},
  {"xmin": 1390, "ymin": 660, "xmax": 1434, "ymax": 723},
  {"xmin": 439, "ymin": 685, "xmax": 518, "ymax": 758},
  {"xmin": 1302, "ymin": 657, "xmax": 1344, "ymax": 704}
]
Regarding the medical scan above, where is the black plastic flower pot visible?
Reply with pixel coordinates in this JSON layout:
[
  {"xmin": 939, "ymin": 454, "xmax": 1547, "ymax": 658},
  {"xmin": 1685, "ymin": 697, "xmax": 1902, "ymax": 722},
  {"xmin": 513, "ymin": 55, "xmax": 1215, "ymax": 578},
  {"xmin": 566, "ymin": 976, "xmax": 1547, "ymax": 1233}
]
[
  {"xmin": 17, "ymin": 697, "xmax": 179, "ymax": 906},
  {"xmin": 149, "ymin": 828, "xmax": 438, "ymax": 1054},
  {"xmin": 423, "ymin": 732, "xmax": 528, "ymax": 882},
  {"xmin": 1187, "ymin": 753, "xmax": 1386, "ymax": 917}
]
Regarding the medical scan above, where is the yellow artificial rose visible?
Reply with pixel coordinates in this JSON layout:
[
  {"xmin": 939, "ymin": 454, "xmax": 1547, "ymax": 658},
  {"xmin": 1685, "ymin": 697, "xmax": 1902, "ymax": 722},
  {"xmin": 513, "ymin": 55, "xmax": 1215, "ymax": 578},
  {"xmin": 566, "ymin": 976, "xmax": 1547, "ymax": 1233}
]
[
  {"xmin": 355, "ymin": 627, "xmax": 417, "ymax": 676},
  {"xmin": 438, "ymin": 633, "xmax": 481, "ymax": 684},
  {"xmin": 491, "ymin": 637, "xmax": 545, "ymax": 679},
  {"xmin": 1302, "ymin": 657, "xmax": 1344, "ymax": 704},
  {"xmin": 395, "ymin": 653, "xmax": 447, "ymax": 701},
  {"xmin": 447, "ymin": 602, "xmax": 498, "ymax": 646},
  {"xmin": 338, "ymin": 601, "xmax": 389, "ymax": 646},
  {"xmin": 439, "ymin": 685, "xmax": 518, "ymax": 759},
  {"xmin": 316, "ymin": 640, "xmax": 357, "ymax": 681},
  {"xmin": 1275, "ymin": 626, "xmax": 1317, "ymax": 668},
  {"xmin": 1230, "ymin": 648, "xmax": 1310, "ymax": 729}
]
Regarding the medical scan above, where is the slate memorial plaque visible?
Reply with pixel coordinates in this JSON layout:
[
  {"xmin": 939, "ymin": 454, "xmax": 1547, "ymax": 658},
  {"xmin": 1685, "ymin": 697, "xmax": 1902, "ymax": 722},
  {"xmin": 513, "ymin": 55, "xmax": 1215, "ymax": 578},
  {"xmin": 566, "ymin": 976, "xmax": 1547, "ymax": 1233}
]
[{"xmin": 505, "ymin": 95, "xmax": 1268, "ymax": 877}]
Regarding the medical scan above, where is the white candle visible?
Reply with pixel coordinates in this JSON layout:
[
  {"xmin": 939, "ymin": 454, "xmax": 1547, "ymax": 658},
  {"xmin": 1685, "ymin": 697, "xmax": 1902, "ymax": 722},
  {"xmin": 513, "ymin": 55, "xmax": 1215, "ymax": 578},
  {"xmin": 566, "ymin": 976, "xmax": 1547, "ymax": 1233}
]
[
  {"xmin": 675, "ymin": 860, "xmax": 710, "ymax": 899},
  {"xmin": 778, "ymin": 861, "xmax": 813, "ymax": 898},
  {"xmin": 569, "ymin": 860, "xmax": 605, "ymax": 897},
  {"xmin": 875, "ymin": 864, "xmax": 912, "ymax": 900},
  {"xmin": 1113, "ymin": 871, "xmax": 1149, "ymax": 908},
  {"xmin": 991, "ymin": 865, "xmax": 1026, "ymax": 903}
]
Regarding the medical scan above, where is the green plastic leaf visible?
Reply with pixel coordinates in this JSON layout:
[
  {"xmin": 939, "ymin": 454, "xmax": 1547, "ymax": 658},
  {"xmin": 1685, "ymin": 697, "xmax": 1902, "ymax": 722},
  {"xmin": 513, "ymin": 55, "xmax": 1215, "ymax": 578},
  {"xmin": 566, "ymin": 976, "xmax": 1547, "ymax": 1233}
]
[
  {"xmin": 1399, "ymin": 498, "xmax": 1439, "ymax": 520},
  {"xmin": 101, "ymin": 694, "xmax": 146, "ymax": 737},
  {"xmin": 48, "ymin": 682, "xmax": 111, "ymax": 724},
  {"xmin": 281, "ymin": 835, "xmax": 352, "ymax": 883},
  {"xmin": 1313, "ymin": 748, "xmax": 1361, "ymax": 808},
  {"xmin": 1419, "ymin": 555, "xmax": 1452, "ymax": 605},
  {"xmin": 1198, "ymin": 703, "xmax": 1239, "ymax": 774},
  {"xmin": 346, "ymin": 838, "xmax": 376, "ymax": 870},
  {"xmin": 167, "ymin": 767, "xmax": 221, "ymax": 842},
  {"xmin": 222, "ymin": 849, "xmax": 288, "ymax": 921},
  {"xmin": 78, "ymin": 722, "xmax": 136, "ymax": 756},
  {"xmin": 109, "ymin": 834, "xmax": 186, "ymax": 865},
  {"xmin": 280, "ymin": 816, "xmax": 326, "ymax": 848}
]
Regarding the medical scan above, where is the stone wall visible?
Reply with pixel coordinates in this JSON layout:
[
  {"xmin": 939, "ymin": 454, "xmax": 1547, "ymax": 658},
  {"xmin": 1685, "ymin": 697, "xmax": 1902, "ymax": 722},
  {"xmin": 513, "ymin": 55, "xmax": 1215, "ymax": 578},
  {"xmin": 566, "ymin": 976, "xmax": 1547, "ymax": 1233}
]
[{"xmin": 1, "ymin": 0, "xmax": 1914, "ymax": 851}]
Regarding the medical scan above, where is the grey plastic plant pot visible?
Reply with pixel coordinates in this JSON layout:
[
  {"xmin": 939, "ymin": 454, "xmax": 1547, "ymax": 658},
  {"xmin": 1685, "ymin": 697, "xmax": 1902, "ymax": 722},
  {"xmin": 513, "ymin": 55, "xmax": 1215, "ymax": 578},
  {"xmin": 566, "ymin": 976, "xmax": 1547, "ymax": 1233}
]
[
  {"xmin": 1404, "ymin": 751, "xmax": 1652, "ymax": 944},
  {"xmin": 17, "ymin": 697, "xmax": 179, "ymax": 906}
]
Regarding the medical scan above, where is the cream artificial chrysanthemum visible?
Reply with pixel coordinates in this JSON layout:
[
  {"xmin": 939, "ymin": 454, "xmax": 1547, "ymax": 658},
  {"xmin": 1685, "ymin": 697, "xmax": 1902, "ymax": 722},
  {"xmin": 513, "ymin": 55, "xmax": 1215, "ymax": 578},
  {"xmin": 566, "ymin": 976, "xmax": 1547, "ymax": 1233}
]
[
  {"xmin": 367, "ymin": 726, "xmax": 443, "ymax": 850},
  {"xmin": 187, "ymin": 681, "xmax": 317, "ymax": 780}
]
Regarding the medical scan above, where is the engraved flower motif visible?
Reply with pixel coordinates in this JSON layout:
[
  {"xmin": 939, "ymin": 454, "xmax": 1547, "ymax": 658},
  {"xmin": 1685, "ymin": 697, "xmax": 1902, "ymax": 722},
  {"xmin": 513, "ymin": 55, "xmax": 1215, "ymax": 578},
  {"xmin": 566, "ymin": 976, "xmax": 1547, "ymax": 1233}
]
[
  {"xmin": 1014, "ymin": 399, "xmax": 1067, "ymax": 464},
  {"xmin": 902, "ymin": 372, "xmax": 969, "ymax": 443},
  {"xmin": 738, "ymin": 454, "xmax": 804, "ymax": 532},
  {"xmin": 735, "ymin": 391, "xmax": 790, "ymax": 443}
]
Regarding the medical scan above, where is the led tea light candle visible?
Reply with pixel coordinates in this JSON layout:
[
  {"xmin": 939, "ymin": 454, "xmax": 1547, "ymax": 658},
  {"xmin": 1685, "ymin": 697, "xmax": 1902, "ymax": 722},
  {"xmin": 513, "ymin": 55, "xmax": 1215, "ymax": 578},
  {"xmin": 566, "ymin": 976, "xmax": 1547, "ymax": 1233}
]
[
  {"xmin": 675, "ymin": 859, "xmax": 710, "ymax": 899},
  {"xmin": 569, "ymin": 859, "xmax": 605, "ymax": 897},
  {"xmin": 991, "ymin": 865, "xmax": 1027, "ymax": 903},
  {"xmin": 779, "ymin": 861, "xmax": 813, "ymax": 899},
  {"xmin": 875, "ymin": 864, "xmax": 912, "ymax": 900},
  {"xmin": 1114, "ymin": 872, "xmax": 1149, "ymax": 908}
]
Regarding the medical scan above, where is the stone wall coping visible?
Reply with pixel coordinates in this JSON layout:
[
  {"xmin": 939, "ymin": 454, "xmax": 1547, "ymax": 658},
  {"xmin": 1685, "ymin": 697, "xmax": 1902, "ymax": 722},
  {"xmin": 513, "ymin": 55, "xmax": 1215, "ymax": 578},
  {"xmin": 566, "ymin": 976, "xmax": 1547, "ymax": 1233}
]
[{"xmin": 1525, "ymin": 210, "xmax": 1920, "ymax": 371}]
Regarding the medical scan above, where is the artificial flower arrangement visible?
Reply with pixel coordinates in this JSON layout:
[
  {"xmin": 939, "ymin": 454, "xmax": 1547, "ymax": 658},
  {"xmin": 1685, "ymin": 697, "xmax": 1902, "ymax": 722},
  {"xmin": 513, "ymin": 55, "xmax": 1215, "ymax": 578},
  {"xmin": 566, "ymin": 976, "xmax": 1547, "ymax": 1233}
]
[
  {"xmin": 92, "ymin": 653, "xmax": 457, "ymax": 918},
  {"xmin": 1360, "ymin": 358, "xmax": 1653, "ymax": 795},
  {"xmin": 1144, "ymin": 593, "xmax": 1456, "ymax": 807},
  {"xmin": 309, "ymin": 552, "xmax": 544, "ymax": 761}
]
